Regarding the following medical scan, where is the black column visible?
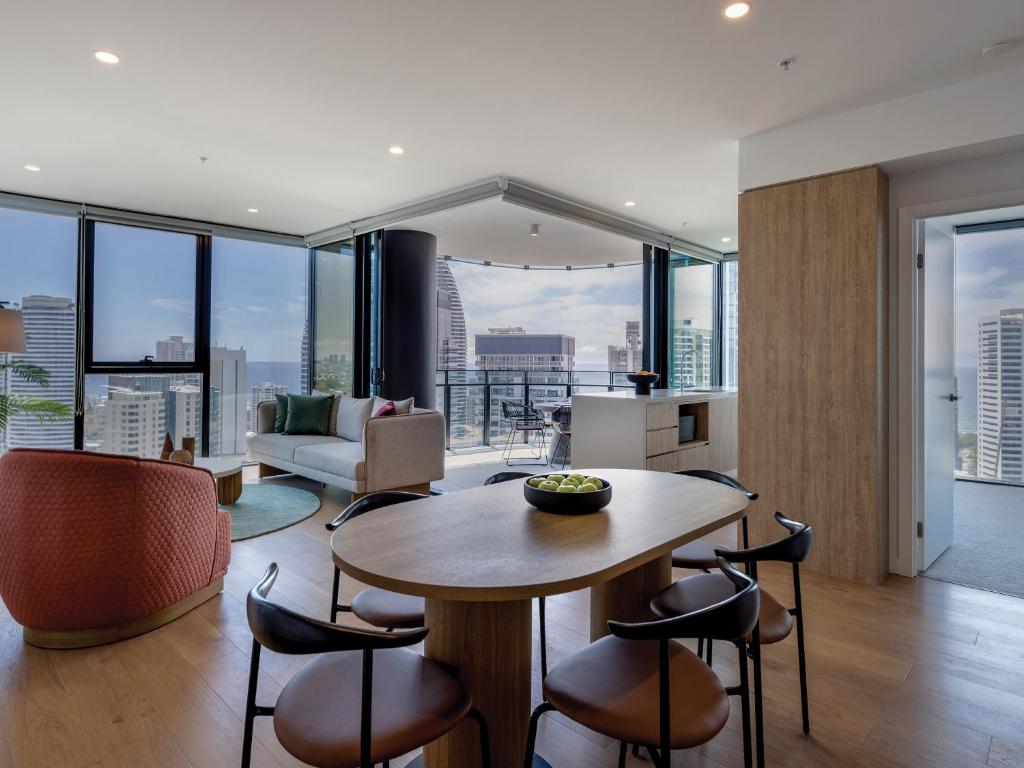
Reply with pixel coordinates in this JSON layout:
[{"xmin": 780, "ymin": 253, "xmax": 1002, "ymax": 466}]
[
  {"xmin": 643, "ymin": 244, "xmax": 670, "ymax": 385},
  {"xmin": 377, "ymin": 229, "xmax": 438, "ymax": 408}
]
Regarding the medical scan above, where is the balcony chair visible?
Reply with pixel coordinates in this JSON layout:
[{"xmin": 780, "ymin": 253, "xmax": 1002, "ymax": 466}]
[
  {"xmin": 500, "ymin": 400, "xmax": 548, "ymax": 466},
  {"xmin": 327, "ymin": 492, "xmax": 427, "ymax": 629},
  {"xmin": 549, "ymin": 405, "xmax": 572, "ymax": 470},
  {"xmin": 483, "ymin": 470, "xmax": 551, "ymax": 679},
  {"xmin": 524, "ymin": 558, "xmax": 760, "ymax": 768},
  {"xmin": 670, "ymin": 470, "xmax": 756, "ymax": 571},
  {"xmin": 651, "ymin": 511, "xmax": 813, "ymax": 768},
  {"xmin": 242, "ymin": 563, "xmax": 491, "ymax": 768}
]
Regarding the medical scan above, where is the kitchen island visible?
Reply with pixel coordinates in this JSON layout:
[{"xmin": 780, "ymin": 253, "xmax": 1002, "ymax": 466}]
[{"xmin": 571, "ymin": 388, "xmax": 738, "ymax": 473}]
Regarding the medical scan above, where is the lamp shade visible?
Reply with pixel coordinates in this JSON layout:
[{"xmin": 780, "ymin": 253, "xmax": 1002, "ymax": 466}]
[{"xmin": 0, "ymin": 308, "xmax": 27, "ymax": 354}]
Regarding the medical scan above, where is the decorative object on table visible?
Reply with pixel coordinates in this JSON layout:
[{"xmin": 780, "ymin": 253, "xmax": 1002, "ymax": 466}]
[
  {"xmin": 626, "ymin": 370, "xmax": 660, "ymax": 395},
  {"xmin": 0, "ymin": 303, "xmax": 72, "ymax": 432},
  {"xmin": 523, "ymin": 472, "xmax": 612, "ymax": 515},
  {"xmin": 160, "ymin": 432, "xmax": 174, "ymax": 461},
  {"xmin": 168, "ymin": 449, "xmax": 194, "ymax": 466},
  {"xmin": 182, "ymin": 436, "xmax": 196, "ymax": 458},
  {"xmin": 227, "ymin": 484, "xmax": 321, "ymax": 541}
]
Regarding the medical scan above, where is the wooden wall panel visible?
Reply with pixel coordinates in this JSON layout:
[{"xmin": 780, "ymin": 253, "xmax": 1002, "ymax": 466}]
[{"xmin": 738, "ymin": 166, "xmax": 888, "ymax": 584}]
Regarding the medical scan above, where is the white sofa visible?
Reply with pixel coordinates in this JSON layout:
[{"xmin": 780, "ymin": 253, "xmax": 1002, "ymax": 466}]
[{"xmin": 248, "ymin": 400, "xmax": 445, "ymax": 496}]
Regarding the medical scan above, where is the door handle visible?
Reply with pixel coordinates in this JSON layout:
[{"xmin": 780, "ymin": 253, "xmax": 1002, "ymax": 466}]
[{"xmin": 947, "ymin": 393, "xmax": 960, "ymax": 402}]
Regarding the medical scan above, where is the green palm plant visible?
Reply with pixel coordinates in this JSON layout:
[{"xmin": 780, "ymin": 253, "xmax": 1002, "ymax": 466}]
[{"xmin": 0, "ymin": 360, "xmax": 73, "ymax": 432}]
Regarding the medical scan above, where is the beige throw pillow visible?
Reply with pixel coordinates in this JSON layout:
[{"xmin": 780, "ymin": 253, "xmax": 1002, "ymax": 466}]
[{"xmin": 336, "ymin": 396, "xmax": 374, "ymax": 441}]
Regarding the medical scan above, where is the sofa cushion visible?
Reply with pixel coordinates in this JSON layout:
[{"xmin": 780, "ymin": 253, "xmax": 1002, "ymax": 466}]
[
  {"xmin": 249, "ymin": 434, "xmax": 338, "ymax": 463},
  {"xmin": 273, "ymin": 393, "xmax": 290, "ymax": 432},
  {"xmin": 313, "ymin": 390, "xmax": 343, "ymax": 436},
  {"xmin": 337, "ymin": 396, "xmax": 374, "ymax": 442},
  {"xmin": 373, "ymin": 396, "xmax": 414, "ymax": 416},
  {"xmin": 293, "ymin": 440, "xmax": 366, "ymax": 481},
  {"xmin": 284, "ymin": 394, "xmax": 333, "ymax": 435}
]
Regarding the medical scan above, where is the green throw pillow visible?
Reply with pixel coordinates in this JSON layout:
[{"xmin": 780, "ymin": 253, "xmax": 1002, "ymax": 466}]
[
  {"xmin": 283, "ymin": 394, "xmax": 334, "ymax": 435},
  {"xmin": 273, "ymin": 393, "xmax": 290, "ymax": 432}
]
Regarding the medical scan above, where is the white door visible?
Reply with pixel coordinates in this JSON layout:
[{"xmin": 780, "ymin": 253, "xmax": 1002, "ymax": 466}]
[{"xmin": 921, "ymin": 218, "xmax": 957, "ymax": 570}]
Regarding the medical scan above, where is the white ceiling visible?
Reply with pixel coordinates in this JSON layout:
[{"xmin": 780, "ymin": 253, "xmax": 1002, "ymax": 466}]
[
  {"xmin": 2, "ymin": 0, "xmax": 1023, "ymax": 251},
  {"xmin": 392, "ymin": 197, "xmax": 643, "ymax": 267}
]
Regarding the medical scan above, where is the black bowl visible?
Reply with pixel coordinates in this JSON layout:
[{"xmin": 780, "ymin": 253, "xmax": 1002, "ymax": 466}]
[
  {"xmin": 523, "ymin": 474, "xmax": 612, "ymax": 515},
  {"xmin": 626, "ymin": 372, "xmax": 660, "ymax": 395}
]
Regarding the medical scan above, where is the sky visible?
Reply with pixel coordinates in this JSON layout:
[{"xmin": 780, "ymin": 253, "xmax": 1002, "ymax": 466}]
[
  {"xmin": 955, "ymin": 227, "xmax": 1024, "ymax": 369},
  {"xmin": 1, "ymin": 207, "xmax": 308, "ymax": 363}
]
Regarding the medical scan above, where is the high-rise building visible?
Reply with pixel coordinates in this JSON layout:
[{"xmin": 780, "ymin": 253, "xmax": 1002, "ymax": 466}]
[
  {"xmin": 977, "ymin": 309, "xmax": 1024, "ymax": 482},
  {"xmin": 608, "ymin": 320, "xmax": 642, "ymax": 372},
  {"xmin": 166, "ymin": 385, "xmax": 202, "ymax": 450},
  {"xmin": 210, "ymin": 346, "xmax": 247, "ymax": 455},
  {"xmin": 249, "ymin": 382, "xmax": 289, "ymax": 434},
  {"xmin": 300, "ymin": 324, "xmax": 310, "ymax": 393},
  {"xmin": 475, "ymin": 327, "xmax": 575, "ymax": 371},
  {"xmin": 1, "ymin": 296, "xmax": 76, "ymax": 450},
  {"xmin": 103, "ymin": 388, "xmax": 165, "ymax": 458},
  {"xmin": 671, "ymin": 319, "xmax": 714, "ymax": 388},
  {"xmin": 155, "ymin": 335, "xmax": 194, "ymax": 362},
  {"xmin": 722, "ymin": 262, "xmax": 739, "ymax": 387},
  {"xmin": 436, "ymin": 258, "xmax": 467, "ymax": 370}
]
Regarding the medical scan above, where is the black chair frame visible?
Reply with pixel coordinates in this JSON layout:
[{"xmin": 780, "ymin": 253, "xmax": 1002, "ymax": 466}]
[
  {"xmin": 500, "ymin": 400, "xmax": 548, "ymax": 466},
  {"xmin": 525, "ymin": 559, "xmax": 760, "ymax": 768},
  {"xmin": 326, "ymin": 491, "xmax": 427, "ymax": 625},
  {"xmin": 549, "ymin": 405, "xmax": 572, "ymax": 471},
  {"xmin": 243, "ymin": 563, "xmax": 491, "ymax": 768}
]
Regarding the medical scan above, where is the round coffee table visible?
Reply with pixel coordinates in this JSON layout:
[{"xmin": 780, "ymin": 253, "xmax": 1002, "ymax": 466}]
[{"xmin": 193, "ymin": 457, "xmax": 244, "ymax": 505}]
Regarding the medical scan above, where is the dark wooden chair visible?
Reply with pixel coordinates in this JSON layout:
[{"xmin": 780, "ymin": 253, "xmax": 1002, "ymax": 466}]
[
  {"xmin": 483, "ymin": 470, "xmax": 551, "ymax": 679},
  {"xmin": 651, "ymin": 511, "xmax": 813, "ymax": 768},
  {"xmin": 242, "ymin": 563, "xmax": 491, "ymax": 768},
  {"xmin": 671, "ymin": 470, "xmax": 757, "ymax": 570},
  {"xmin": 327, "ymin": 492, "xmax": 427, "ymax": 629},
  {"xmin": 524, "ymin": 558, "xmax": 760, "ymax": 768}
]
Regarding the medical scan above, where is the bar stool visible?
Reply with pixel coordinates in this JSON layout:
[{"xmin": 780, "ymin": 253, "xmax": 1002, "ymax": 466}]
[
  {"xmin": 483, "ymin": 470, "xmax": 551, "ymax": 679},
  {"xmin": 671, "ymin": 470, "xmax": 757, "ymax": 571},
  {"xmin": 651, "ymin": 511, "xmax": 813, "ymax": 768},
  {"xmin": 242, "ymin": 563, "xmax": 491, "ymax": 768},
  {"xmin": 327, "ymin": 492, "xmax": 427, "ymax": 628},
  {"xmin": 524, "ymin": 558, "xmax": 760, "ymax": 768}
]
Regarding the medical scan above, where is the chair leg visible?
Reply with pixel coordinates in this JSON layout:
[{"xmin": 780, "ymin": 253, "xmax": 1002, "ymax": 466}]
[
  {"xmin": 617, "ymin": 740, "xmax": 627, "ymax": 768},
  {"xmin": 330, "ymin": 566, "xmax": 341, "ymax": 623},
  {"xmin": 538, "ymin": 596, "xmax": 548, "ymax": 680},
  {"xmin": 467, "ymin": 708, "xmax": 493, "ymax": 768},
  {"xmin": 523, "ymin": 702, "xmax": 553, "ymax": 768},
  {"xmin": 706, "ymin": 638, "xmax": 713, "ymax": 667},
  {"xmin": 697, "ymin": 637, "xmax": 704, "ymax": 658},
  {"xmin": 241, "ymin": 641, "xmax": 260, "ymax": 768},
  {"xmin": 502, "ymin": 426, "xmax": 516, "ymax": 464},
  {"xmin": 738, "ymin": 641, "xmax": 753, "ymax": 768},
  {"xmin": 794, "ymin": 565, "xmax": 810, "ymax": 735},
  {"xmin": 751, "ymin": 628, "xmax": 765, "ymax": 768}
]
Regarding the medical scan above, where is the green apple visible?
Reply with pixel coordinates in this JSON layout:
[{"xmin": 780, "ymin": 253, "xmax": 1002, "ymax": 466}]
[
  {"xmin": 584, "ymin": 476, "xmax": 603, "ymax": 488},
  {"xmin": 578, "ymin": 482, "xmax": 598, "ymax": 493},
  {"xmin": 539, "ymin": 480, "xmax": 559, "ymax": 492},
  {"xmin": 569, "ymin": 474, "xmax": 586, "ymax": 483},
  {"xmin": 556, "ymin": 484, "xmax": 577, "ymax": 493},
  {"xmin": 547, "ymin": 474, "xmax": 566, "ymax": 484},
  {"xmin": 527, "ymin": 477, "xmax": 545, "ymax": 488},
  {"xmin": 561, "ymin": 477, "xmax": 580, "ymax": 486}
]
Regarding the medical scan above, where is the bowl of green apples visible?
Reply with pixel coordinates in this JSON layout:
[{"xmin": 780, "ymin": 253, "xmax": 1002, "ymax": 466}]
[{"xmin": 523, "ymin": 472, "xmax": 612, "ymax": 515}]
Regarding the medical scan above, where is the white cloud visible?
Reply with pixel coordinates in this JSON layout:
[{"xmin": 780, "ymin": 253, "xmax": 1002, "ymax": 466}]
[{"xmin": 150, "ymin": 298, "xmax": 194, "ymax": 314}]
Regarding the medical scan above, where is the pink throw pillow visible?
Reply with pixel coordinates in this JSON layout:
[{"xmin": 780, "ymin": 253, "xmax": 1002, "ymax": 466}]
[{"xmin": 373, "ymin": 400, "xmax": 397, "ymax": 417}]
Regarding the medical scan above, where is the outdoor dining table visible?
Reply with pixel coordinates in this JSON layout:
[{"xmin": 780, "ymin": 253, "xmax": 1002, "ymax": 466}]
[{"xmin": 332, "ymin": 467, "xmax": 750, "ymax": 768}]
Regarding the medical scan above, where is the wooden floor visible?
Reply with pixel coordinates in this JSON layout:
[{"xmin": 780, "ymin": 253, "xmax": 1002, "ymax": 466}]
[{"xmin": 3, "ymin": 473, "xmax": 1024, "ymax": 768}]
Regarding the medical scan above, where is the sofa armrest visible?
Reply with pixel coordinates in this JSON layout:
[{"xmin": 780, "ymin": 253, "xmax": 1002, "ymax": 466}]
[
  {"xmin": 256, "ymin": 400, "xmax": 277, "ymax": 434},
  {"xmin": 362, "ymin": 409, "xmax": 445, "ymax": 492}
]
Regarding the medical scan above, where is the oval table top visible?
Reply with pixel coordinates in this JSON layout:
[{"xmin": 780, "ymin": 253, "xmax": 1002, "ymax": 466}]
[{"xmin": 332, "ymin": 468, "xmax": 748, "ymax": 601}]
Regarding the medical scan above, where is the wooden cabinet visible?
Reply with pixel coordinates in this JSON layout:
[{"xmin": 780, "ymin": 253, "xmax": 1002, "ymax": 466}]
[{"xmin": 646, "ymin": 402, "xmax": 678, "ymax": 430}]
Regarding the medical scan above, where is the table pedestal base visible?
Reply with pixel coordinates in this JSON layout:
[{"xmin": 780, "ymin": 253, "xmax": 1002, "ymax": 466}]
[
  {"xmin": 423, "ymin": 598, "xmax": 532, "ymax": 768},
  {"xmin": 589, "ymin": 554, "xmax": 672, "ymax": 641}
]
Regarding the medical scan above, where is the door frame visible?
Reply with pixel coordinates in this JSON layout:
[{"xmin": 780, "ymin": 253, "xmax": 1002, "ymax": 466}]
[{"xmin": 892, "ymin": 187, "xmax": 1024, "ymax": 577}]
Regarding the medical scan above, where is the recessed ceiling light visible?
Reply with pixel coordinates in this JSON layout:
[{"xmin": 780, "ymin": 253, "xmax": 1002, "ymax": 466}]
[
  {"xmin": 247, "ymin": 208, "xmax": 259, "ymax": 214},
  {"xmin": 388, "ymin": 146, "xmax": 405, "ymax": 155},
  {"xmin": 982, "ymin": 40, "xmax": 1016, "ymax": 56},
  {"xmin": 23, "ymin": 164, "xmax": 41, "ymax": 172},
  {"xmin": 93, "ymin": 50, "xmax": 120, "ymax": 64},
  {"xmin": 529, "ymin": 224, "xmax": 540, "ymax": 237},
  {"xmin": 724, "ymin": 2, "xmax": 750, "ymax": 19},
  {"xmin": 624, "ymin": 201, "xmax": 637, "ymax": 207},
  {"xmin": 721, "ymin": 236, "xmax": 732, "ymax": 243}
]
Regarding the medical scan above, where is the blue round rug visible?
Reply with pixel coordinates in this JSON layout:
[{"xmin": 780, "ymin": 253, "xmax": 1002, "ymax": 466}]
[{"xmin": 226, "ymin": 483, "xmax": 322, "ymax": 541}]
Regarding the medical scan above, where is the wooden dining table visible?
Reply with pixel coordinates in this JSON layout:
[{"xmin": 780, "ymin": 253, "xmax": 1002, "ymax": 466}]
[{"xmin": 332, "ymin": 468, "xmax": 749, "ymax": 768}]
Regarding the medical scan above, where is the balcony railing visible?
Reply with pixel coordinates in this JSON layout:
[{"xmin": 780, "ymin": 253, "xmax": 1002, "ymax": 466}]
[{"xmin": 435, "ymin": 369, "xmax": 633, "ymax": 451}]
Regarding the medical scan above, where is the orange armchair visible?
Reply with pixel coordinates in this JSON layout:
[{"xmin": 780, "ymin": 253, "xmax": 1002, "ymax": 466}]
[{"xmin": 0, "ymin": 448, "xmax": 231, "ymax": 648}]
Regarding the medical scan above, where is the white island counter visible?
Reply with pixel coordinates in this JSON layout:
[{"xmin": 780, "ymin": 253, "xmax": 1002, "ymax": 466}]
[{"xmin": 571, "ymin": 388, "xmax": 738, "ymax": 473}]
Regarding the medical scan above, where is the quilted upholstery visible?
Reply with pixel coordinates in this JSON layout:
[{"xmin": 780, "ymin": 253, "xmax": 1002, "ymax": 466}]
[{"xmin": 0, "ymin": 449, "xmax": 230, "ymax": 633}]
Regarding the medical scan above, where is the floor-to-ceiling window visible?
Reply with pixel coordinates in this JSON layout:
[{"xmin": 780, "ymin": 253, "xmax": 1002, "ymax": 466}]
[
  {"xmin": 210, "ymin": 237, "xmax": 308, "ymax": 456},
  {"xmin": 312, "ymin": 239, "xmax": 356, "ymax": 394},
  {"xmin": 84, "ymin": 222, "xmax": 206, "ymax": 458},
  {"xmin": 667, "ymin": 253, "xmax": 717, "ymax": 389},
  {"xmin": 721, "ymin": 259, "xmax": 739, "ymax": 388},
  {"xmin": 0, "ymin": 206, "xmax": 79, "ymax": 452}
]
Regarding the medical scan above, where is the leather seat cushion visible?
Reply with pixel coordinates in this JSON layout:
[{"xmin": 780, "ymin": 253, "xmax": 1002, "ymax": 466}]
[
  {"xmin": 671, "ymin": 540, "xmax": 717, "ymax": 570},
  {"xmin": 651, "ymin": 572, "xmax": 794, "ymax": 645},
  {"xmin": 542, "ymin": 635, "xmax": 729, "ymax": 748},
  {"xmin": 351, "ymin": 588, "xmax": 425, "ymax": 628},
  {"xmin": 274, "ymin": 648, "xmax": 470, "ymax": 768}
]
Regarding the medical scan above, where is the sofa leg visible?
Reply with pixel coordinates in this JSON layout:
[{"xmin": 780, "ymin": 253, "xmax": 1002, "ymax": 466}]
[
  {"xmin": 353, "ymin": 482, "xmax": 432, "ymax": 501},
  {"xmin": 258, "ymin": 463, "xmax": 288, "ymax": 479}
]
